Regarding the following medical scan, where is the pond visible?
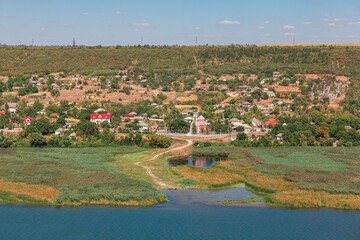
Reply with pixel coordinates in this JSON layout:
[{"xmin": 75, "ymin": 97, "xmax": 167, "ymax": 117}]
[{"xmin": 168, "ymin": 155, "xmax": 226, "ymax": 168}]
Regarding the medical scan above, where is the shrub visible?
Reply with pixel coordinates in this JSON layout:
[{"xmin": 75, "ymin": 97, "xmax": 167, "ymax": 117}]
[
  {"xmin": 148, "ymin": 134, "xmax": 172, "ymax": 148},
  {"xmin": 0, "ymin": 135, "xmax": 13, "ymax": 148},
  {"xmin": 29, "ymin": 133, "xmax": 47, "ymax": 147}
]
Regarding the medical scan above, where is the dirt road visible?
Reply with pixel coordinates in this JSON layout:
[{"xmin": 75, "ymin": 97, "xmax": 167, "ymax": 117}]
[{"xmin": 134, "ymin": 140, "xmax": 193, "ymax": 189}]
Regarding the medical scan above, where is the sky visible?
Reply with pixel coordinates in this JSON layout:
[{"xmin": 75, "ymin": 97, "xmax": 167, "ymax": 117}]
[{"xmin": 1, "ymin": 0, "xmax": 360, "ymax": 46}]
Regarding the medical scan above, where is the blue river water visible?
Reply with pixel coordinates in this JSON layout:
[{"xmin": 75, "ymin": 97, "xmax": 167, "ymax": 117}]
[{"xmin": 0, "ymin": 188, "xmax": 359, "ymax": 240}]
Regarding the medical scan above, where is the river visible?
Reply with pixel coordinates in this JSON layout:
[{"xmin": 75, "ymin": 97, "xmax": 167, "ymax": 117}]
[{"xmin": 0, "ymin": 188, "xmax": 359, "ymax": 240}]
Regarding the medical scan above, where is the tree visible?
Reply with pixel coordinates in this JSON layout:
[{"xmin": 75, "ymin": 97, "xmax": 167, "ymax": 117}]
[
  {"xmin": 29, "ymin": 133, "xmax": 47, "ymax": 147},
  {"xmin": 134, "ymin": 132, "xmax": 143, "ymax": 146},
  {"xmin": 236, "ymin": 132, "xmax": 247, "ymax": 140},
  {"xmin": 169, "ymin": 118, "xmax": 190, "ymax": 132},
  {"xmin": 75, "ymin": 120, "xmax": 99, "ymax": 138},
  {"xmin": 30, "ymin": 118, "xmax": 52, "ymax": 135},
  {"xmin": 236, "ymin": 126, "xmax": 245, "ymax": 132},
  {"xmin": 33, "ymin": 100, "xmax": 44, "ymax": 112}
]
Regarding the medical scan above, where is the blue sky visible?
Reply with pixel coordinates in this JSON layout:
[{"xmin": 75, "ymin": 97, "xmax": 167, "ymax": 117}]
[{"xmin": 1, "ymin": 0, "xmax": 360, "ymax": 46}]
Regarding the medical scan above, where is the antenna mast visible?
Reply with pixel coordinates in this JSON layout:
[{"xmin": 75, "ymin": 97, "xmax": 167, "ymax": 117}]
[
  {"xmin": 141, "ymin": 36, "xmax": 143, "ymax": 45},
  {"xmin": 196, "ymin": 36, "xmax": 198, "ymax": 46},
  {"xmin": 73, "ymin": 38, "xmax": 76, "ymax": 48}
]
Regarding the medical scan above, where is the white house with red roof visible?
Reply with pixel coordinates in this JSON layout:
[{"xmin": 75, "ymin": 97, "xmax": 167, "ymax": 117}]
[
  {"xmin": 90, "ymin": 114, "xmax": 111, "ymax": 124},
  {"xmin": 23, "ymin": 117, "xmax": 34, "ymax": 125}
]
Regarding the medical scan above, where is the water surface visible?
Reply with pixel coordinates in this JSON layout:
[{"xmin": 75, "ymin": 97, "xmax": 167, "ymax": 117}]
[
  {"xmin": 0, "ymin": 188, "xmax": 359, "ymax": 240},
  {"xmin": 168, "ymin": 155, "xmax": 224, "ymax": 168}
]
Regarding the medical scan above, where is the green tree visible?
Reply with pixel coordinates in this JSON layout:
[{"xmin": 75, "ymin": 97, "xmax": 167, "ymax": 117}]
[{"xmin": 29, "ymin": 133, "xmax": 47, "ymax": 147}]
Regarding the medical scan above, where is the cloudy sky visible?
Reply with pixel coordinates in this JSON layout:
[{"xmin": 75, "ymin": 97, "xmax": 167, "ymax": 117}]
[{"xmin": 1, "ymin": 0, "xmax": 360, "ymax": 46}]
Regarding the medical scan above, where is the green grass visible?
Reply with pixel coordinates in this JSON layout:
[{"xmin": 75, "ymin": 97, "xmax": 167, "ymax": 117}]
[
  {"xmin": 250, "ymin": 147, "xmax": 347, "ymax": 171},
  {"xmin": 0, "ymin": 147, "xmax": 166, "ymax": 205}
]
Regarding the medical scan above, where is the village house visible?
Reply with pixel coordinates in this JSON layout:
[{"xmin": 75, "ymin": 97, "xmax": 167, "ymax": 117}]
[
  {"xmin": 94, "ymin": 108, "xmax": 106, "ymax": 113},
  {"xmin": 55, "ymin": 128, "xmax": 66, "ymax": 136},
  {"xmin": 229, "ymin": 118, "xmax": 242, "ymax": 128},
  {"xmin": 239, "ymin": 86, "xmax": 251, "ymax": 92},
  {"xmin": 262, "ymin": 110, "xmax": 271, "ymax": 116},
  {"xmin": 240, "ymin": 124, "xmax": 252, "ymax": 134},
  {"xmin": 242, "ymin": 102, "xmax": 252, "ymax": 108},
  {"xmin": 90, "ymin": 114, "xmax": 111, "ymax": 124},
  {"xmin": 181, "ymin": 109, "xmax": 195, "ymax": 115},
  {"xmin": 6, "ymin": 103, "xmax": 18, "ymax": 113},
  {"xmin": 251, "ymin": 118, "xmax": 262, "ymax": 127},
  {"xmin": 264, "ymin": 120, "xmax": 278, "ymax": 128},
  {"xmin": 267, "ymin": 91, "xmax": 276, "ymax": 97},
  {"xmin": 276, "ymin": 133, "xmax": 283, "ymax": 141},
  {"xmin": 273, "ymin": 72, "xmax": 281, "ymax": 78}
]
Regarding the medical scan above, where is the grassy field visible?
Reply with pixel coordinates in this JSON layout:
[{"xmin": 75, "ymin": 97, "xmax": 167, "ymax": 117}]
[
  {"xmin": 189, "ymin": 146, "xmax": 360, "ymax": 209},
  {"xmin": 0, "ymin": 147, "xmax": 166, "ymax": 206}
]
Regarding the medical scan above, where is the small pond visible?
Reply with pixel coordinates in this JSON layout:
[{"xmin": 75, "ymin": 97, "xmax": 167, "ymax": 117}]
[{"xmin": 168, "ymin": 155, "xmax": 226, "ymax": 168}]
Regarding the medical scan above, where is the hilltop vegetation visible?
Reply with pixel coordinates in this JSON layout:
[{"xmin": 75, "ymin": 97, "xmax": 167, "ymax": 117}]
[{"xmin": 1, "ymin": 44, "xmax": 360, "ymax": 77}]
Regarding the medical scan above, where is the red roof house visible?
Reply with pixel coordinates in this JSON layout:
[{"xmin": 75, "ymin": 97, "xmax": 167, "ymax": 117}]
[
  {"xmin": 264, "ymin": 120, "xmax": 278, "ymax": 126},
  {"xmin": 90, "ymin": 114, "xmax": 111, "ymax": 124},
  {"xmin": 50, "ymin": 113, "xmax": 59, "ymax": 118}
]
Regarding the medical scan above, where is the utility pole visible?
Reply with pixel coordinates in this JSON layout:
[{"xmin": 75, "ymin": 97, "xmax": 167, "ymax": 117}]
[
  {"xmin": 195, "ymin": 36, "xmax": 198, "ymax": 46},
  {"xmin": 141, "ymin": 36, "xmax": 143, "ymax": 45},
  {"xmin": 31, "ymin": 38, "xmax": 34, "ymax": 50},
  {"xmin": 293, "ymin": 36, "xmax": 295, "ymax": 45},
  {"xmin": 73, "ymin": 38, "xmax": 76, "ymax": 48}
]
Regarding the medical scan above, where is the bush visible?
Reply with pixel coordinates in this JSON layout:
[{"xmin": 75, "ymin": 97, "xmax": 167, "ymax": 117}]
[
  {"xmin": 29, "ymin": 133, "xmax": 47, "ymax": 147},
  {"xmin": 0, "ymin": 135, "xmax": 13, "ymax": 148},
  {"xmin": 179, "ymin": 179, "xmax": 198, "ymax": 185},
  {"xmin": 148, "ymin": 134, "xmax": 172, "ymax": 148}
]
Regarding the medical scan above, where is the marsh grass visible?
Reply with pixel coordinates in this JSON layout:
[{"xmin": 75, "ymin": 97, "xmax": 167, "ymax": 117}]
[
  {"xmin": 192, "ymin": 146, "xmax": 360, "ymax": 209},
  {"xmin": 0, "ymin": 147, "xmax": 166, "ymax": 206}
]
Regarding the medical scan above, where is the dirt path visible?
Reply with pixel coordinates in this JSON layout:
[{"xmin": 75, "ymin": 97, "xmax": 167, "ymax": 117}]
[{"xmin": 134, "ymin": 140, "xmax": 193, "ymax": 189}]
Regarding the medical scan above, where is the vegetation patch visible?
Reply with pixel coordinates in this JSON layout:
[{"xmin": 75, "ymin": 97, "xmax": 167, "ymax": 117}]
[
  {"xmin": 172, "ymin": 165, "xmax": 244, "ymax": 188},
  {"xmin": 221, "ymin": 196, "xmax": 263, "ymax": 205},
  {"xmin": 0, "ymin": 147, "xmax": 166, "ymax": 206}
]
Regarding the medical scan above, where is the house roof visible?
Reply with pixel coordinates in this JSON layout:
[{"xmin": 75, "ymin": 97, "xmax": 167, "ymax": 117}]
[
  {"xmin": 90, "ymin": 114, "xmax": 111, "ymax": 119},
  {"xmin": 23, "ymin": 117, "xmax": 34, "ymax": 123},
  {"xmin": 264, "ymin": 120, "xmax": 278, "ymax": 126},
  {"xmin": 198, "ymin": 115, "xmax": 205, "ymax": 120}
]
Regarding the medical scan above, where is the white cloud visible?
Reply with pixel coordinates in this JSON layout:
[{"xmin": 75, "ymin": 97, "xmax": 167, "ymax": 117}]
[
  {"xmin": 115, "ymin": 11, "xmax": 121, "ymax": 15},
  {"xmin": 334, "ymin": 18, "xmax": 347, "ymax": 22},
  {"xmin": 327, "ymin": 23, "xmax": 336, "ymax": 27},
  {"xmin": 348, "ymin": 21, "xmax": 360, "ymax": 25},
  {"xmin": 284, "ymin": 32, "xmax": 296, "ymax": 36},
  {"xmin": 264, "ymin": 20, "xmax": 270, "ymax": 24},
  {"xmin": 258, "ymin": 26, "xmax": 264, "ymax": 30},
  {"xmin": 260, "ymin": 33, "xmax": 271, "ymax": 37},
  {"xmin": 40, "ymin": 28, "xmax": 46, "ymax": 32},
  {"xmin": 62, "ymin": 24, "xmax": 69, "ymax": 27},
  {"xmin": 312, "ymin": 35, "xmax": 320, "ymax": 39},
  {"xmin": 132, "ymin": 23, "xmax": 151, "ymax": 27},
  {"xmin": 190, "ymin": 27, "xmax": 201, "ymax": 30},
  {"xmin": 82, "ymin": 12, "xmax": 88, "ymax": 16},
  {"xmin": 346, "ymin": 35, "xmax": 355, "ymax": 38},
  {"xmin": 302, "ymin": 22, "xmax": 312, "ymax": 25},
  {"xmin": 219, "ymin": 20, "xmax": 241, "ymax": 25},
  {"xmin": 283, "ymin": 25, "xmax": 295, "ymax": 30},
  {"xmin": 322, "ymin": 18, "xmax": 330, "ymax": 22},
  {"xmin": 2, "ymin": 14, "xmax": 8, "ymax": 17}
]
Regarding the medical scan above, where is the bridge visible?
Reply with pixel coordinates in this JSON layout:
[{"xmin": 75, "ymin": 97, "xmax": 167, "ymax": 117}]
[{"xmin": 155, "ymin": 132, "xmax": 232, "ymax": 141}]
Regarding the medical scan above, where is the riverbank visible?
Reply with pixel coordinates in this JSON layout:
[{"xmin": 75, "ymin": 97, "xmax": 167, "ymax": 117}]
[{"xmin": 0, "ymin": 145, "xmax": 359, "ymax": 210}]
